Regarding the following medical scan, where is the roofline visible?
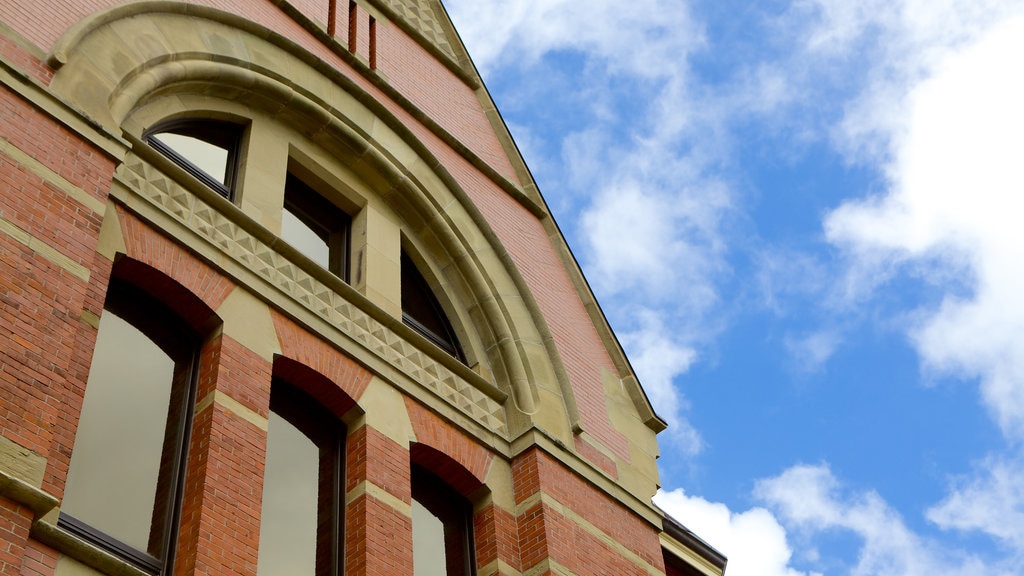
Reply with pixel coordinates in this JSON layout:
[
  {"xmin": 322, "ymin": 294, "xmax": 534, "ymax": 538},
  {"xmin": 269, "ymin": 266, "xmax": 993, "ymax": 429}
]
[{"xmin": 663, "ymin": 514, "xmax": 728, "ymax": 571}]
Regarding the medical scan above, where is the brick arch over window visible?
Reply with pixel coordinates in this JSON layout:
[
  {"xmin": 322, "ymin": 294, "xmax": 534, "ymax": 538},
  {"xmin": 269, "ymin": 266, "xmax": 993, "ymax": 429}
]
[
  {"xmin": 271, "ymin": 355, "xmax": 362, "ymax": 421},
  {"xmin": 47, "ymin": 3, "xmax": 579, "ymax": 426},
  {"xmin": 113, "ymin": 211, "xmax": 233, "ymax": 330},
  {"xmin": 405, "ymin": 397, "xmax": 492, "ymax": 492}
]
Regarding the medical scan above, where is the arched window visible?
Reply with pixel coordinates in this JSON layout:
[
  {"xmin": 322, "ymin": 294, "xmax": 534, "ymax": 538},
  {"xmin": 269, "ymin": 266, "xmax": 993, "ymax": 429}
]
[
  {"xmin": 401, "ymin": 251, "xmax": 464, "ymax": 362},
  {"xmin": 60, "ymin": 278, "xmax": 200, "ymax": 574},
  {"xmin": 257, "ymin": 379, "xmax": 345, "ymax": 576},
  {"xmin": 145, "ymin": 119, "xmax": 243, "ymax": 200},
  {"xmin": 411, "ymin": 463, "xmax": 475, "ymax": 576}
]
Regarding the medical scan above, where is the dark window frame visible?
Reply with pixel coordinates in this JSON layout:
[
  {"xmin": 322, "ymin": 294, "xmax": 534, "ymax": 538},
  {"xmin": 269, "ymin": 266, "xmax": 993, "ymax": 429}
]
[
  {"xmin": 145, "ymin": 119, "xmax": 243, "ymax": 200},
  {"xmin": 58, "ymin": 279, "xmax": 200, "ymax": 575},
  {"xmin": 411, "ymin": 463, "xmax": 476, "ymax": 576},
  {"xmin": 283, "ymin": 173, "xmax": 352, "ymax": 282},
  {"xmin": 401, "ymin": 251, "xmax": 465, "ymax": 362},
  {"xmin": 260, "ymin": 379, "xmax": 346, "ymax": 576}
]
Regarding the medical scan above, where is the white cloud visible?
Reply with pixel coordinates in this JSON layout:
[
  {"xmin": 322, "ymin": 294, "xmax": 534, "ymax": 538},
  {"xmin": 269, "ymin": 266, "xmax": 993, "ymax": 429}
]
[
  {"xmin": 660, "ymin": 463, "xmax": 1024, "ymax": 576},
  {"xmin": 927, "ymin": 453, "xmax": 1024, "ymax": 550},
  {"xmin": 443, "ymin": 0, "xmax": 703, "ymax": 78},
  {"xmin": 446, "ymin": 0, "xmax": 736, "ymax": 454},
  {"xmin": 824, "ymin": 14, "xmax": 1024, "ymax": 439},
  {"xmin": 783, "ymin": 330, "xmax": 840, "ymax": 373},
  {"xmin": 756, "ymin": 464, "xmax": 1004, "ymax": 575},
  {"xmin": 621, "ymin": 312, "xmax": 702, "ymax": 454},
  {"xmin": 795, "ymin": 0, "xmax": 1024, "ymax": 160},
  {"xmin": 655, "ymin": 489, "xmax": 812, "ymax": 576}
]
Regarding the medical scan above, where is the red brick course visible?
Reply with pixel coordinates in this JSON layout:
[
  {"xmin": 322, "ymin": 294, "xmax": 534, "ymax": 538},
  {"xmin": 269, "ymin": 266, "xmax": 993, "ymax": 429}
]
[
  {"xmin": 116, "ymin": 208, "xmax": 236, "ymax": 316},
  {"xmin": 345, "ymin": 424, "xmax": 411, "ymax": 503},
  {"xmin": 473, "ymin": 502, "xmax": 522, "ymax": 574},
  {"xmin": 0, "ymin": 501, "xmax": 31, "ymax": 576},
  {"xmin": 270, "ymin": 310, "xmax": 373, "ymax": 405},
  {"xmin": 177, "ymin": 334, "xmax": 270, "ymax": 576},
  {"xmin": 344, "ymin": 425, "xmax": 415, "ymax": 575},
  {"xmin": 513, "ymin": 448, "xmax": 665, "ymax": 573},
  {"xmin": 404, "ymin": 396, "xmax": 493, "ymax": 490}
]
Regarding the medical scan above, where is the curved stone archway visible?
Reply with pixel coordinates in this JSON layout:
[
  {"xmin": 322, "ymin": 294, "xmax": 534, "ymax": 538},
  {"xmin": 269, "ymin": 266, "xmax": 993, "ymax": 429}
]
[{"xmin": 48, "ymin": 2, "xmax": 576, "ymax": 435}]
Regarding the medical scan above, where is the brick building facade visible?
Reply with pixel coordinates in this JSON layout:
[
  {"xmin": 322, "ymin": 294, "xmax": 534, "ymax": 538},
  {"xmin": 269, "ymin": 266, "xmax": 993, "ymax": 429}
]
[{"xmin": 0, "ymin": 1, "xmax": 726, "ymax": 575}]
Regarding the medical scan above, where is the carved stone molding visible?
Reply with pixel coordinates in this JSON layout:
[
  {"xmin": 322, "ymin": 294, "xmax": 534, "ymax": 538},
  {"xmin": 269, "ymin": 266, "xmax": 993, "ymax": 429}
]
[
  {"xmin": 379, "ymin": 0, "xmax": 455, "ymax": 58},
  {"xmin": 115, "ymin": 152, "xmax": 507, "ymax": 435}
]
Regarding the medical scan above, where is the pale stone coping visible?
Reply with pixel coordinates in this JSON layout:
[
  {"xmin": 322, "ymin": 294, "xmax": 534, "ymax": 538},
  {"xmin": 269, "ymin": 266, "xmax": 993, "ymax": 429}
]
[
  {"xmin": 516, "ymin": 492, "xmax": 664, "ymax": 576},
  {"xmin": 345, "ymin": 480, "xmax": 413, "ymax": 517},
  {"xmin": 0, "ymin": 435, "xmax": 46, "ymax": 488},
  {"xmin": 0, "ymin": 214, "xmax": 90, "ymax": 282},
  {"xmin": 660, "ymin": 532, "xmax": 724, "ymax": 576},
  {"xmin": 0, "ymin": 55, "xmax": 128, "ymax": 161},
  {"xmin": 32, "ymin": 514, "xmax": 150, "ymax": 576},
  {"xmin": 0, "ymin": 468, "xmax": 58, "ymax": 518},
  {"xmin": 0, "ymin": 135, "xmax": 106, "ymax": 214},
  {"xmin": 510, "ymin": 428, "xmax": 664, "ymax": 528},
  {"xmin": 79, "ymin": 310, "xmax": 101, "ymax": 330},
  {"xmin": 522, "ymin": 558, "xmax": 577, "ymax": 576},
  {"xmin": 477, "ymin": 558, "xmax": 523, "ymax": 576},
  {"xmin": 216, "ymin": 287, "xmax": 283, "ymax": 364},
  {"xmin": 96, "ymin": 200, "xmax": 127, "ymax": 261},
  {"xmin": 195, "ymin": 390, "xmax": 269, "ymax": 432},
  {"xmin": 55, "ymin": 555, "xmax": 105, "ymax": 576}
]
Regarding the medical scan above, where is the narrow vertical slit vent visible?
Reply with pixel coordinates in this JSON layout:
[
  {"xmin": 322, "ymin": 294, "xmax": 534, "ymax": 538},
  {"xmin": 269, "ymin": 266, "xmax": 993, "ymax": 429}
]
[
  {"xmin": 327, "ymin": 0, "xmax": 337, "ymax": 37},
  {"xmin": 369, "ymin": 17, "xmax": 377, "ymax": 70},
  {"xmin": 348, "ymin": 1, "xmax": 358, "ymax": 53}
]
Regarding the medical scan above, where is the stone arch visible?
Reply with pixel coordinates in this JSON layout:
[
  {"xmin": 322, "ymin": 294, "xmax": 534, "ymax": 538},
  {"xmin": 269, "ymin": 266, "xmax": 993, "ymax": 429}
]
[{"xmin": 49, "ymin": 2, "xmax": 562, "ymax": 425}]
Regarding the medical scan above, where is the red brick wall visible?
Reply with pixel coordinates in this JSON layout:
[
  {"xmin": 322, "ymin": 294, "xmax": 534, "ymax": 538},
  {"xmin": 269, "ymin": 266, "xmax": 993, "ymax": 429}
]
[
  {"xmin": 2, "ymin": 0, "xmax": 514, "ymax": 184},
  {"xmin": 0, "ymin": 74, "xmax": 115, "ymax": 511},
  {"xmin": 344, "ymin": 424, "xmax": 414, "ymax": 575},
  {"xmin": 177, "ymin": 337, "xmax": 269, "ymax": 576},
  {"xmin": 271, "ymin": 310, "xmax": 373, "ymax": 406},
  {"xmin": 0, "ymin": 502, "xmax": 31, "ymax": 575},
  {"xmin": 513, "ymin": 448, "xmax": 666, "ymax": 575}
]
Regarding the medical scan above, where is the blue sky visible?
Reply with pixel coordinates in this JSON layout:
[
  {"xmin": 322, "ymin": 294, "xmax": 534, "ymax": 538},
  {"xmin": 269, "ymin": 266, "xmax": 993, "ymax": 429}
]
[{"xmin": 444, "ymin": 1, "xmax": 1024, "ymax": 574}]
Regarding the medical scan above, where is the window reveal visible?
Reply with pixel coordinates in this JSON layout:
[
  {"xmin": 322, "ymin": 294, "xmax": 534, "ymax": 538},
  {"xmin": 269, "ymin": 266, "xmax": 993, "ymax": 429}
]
[
  {"xmin": 411, "ymin": 464, "xmax": 475, "ymax": 576},
  {"xmin": 60, "ymin": 280, "xmax": 199, "ymax": 574},
  {"xmin": 257, "ymin": 381, "xmax": 345, "ymax": 576},
  {"xmin": 282, "ymin": 173, "xmax": 352, "ymax": 282},
  {"xmin": 401, "ymin": 251, "xmax": 465, "ymax": 362}
]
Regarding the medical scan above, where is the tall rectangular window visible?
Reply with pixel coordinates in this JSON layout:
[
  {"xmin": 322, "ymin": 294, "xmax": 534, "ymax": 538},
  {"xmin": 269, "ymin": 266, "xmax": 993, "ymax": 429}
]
[
  {"xmin": 60, "ymin": 280, "xmax": 199, "ymax": 574},
  {"xmin": 257, "ymin": 381, "xmax": 344, "ymax": 576},
  {"xmin": 411, "ymin": 464, "xmax": 475, "ymax": 576},
  {"xmin": 281, "ymin": 173, "xmax": 351, "ymax": 282}
]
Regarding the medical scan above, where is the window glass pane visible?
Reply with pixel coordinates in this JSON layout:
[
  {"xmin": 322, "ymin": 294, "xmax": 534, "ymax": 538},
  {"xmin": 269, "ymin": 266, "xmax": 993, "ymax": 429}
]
[
  {"xmin": 412, "ymin": 499, "xmax": 448, "ymax": 576},
  {"xmin": 62, "ymin": 310, "xmax": 176, "ymax": 554},
  {"xmin": 282, "ymin": 207, "xmax": 331, "ymax": 270},
  {"xmin": 401, "ymin": 252, "xmax": 464, "ymax": 361},
  {"xmin": 257, "ymin": 411, "xmax": 320, "ymax": 576},
  {"xmin": 151, "ymin": 132, "xmax": 230, "ymax": 185}
]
